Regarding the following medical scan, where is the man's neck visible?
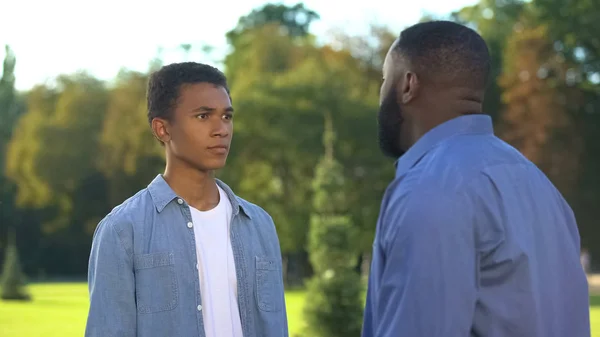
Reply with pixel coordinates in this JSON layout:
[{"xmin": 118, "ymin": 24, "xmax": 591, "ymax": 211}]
[
  {"xmin": 409, "ymin": 105, "xmax": 470, "ymax": 148},
  {"xmin": 163, "ymin": 162, "xmax": 220, "ymax": 211}
]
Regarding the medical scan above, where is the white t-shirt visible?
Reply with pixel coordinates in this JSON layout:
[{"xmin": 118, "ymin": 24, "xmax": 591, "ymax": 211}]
[{"xmin": 190, "ymin": 185, "xmax": 243, "ymax": 337}]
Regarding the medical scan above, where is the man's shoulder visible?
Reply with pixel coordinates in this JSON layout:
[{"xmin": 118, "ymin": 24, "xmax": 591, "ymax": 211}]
[
  {"xmin": 236, "ymin": 196, "xmax": 273, "ymax": 223},
  {"xmin": 234, "ymin": 196, "xmax": 284, "ymax": 256},
  {"xmin": 387, "ymin": 174, "xmax": 462, "ymax": 211},
  {"xmin": 405, "ymin": 134, "xmax": 531, "ymax": 192},
  {"xmin": 95, "ymin": 188, "xmax": 153, "ymax": 235},
  {"xmin": 380, "ymin": 174, "xmax": 470, "ymax": 250}
]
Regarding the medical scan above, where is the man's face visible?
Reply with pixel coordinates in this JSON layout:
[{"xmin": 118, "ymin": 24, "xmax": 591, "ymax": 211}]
[
  {"xmin": 165, "ymin": 82, "xmax": 233, "ymax": 171},
  {"xmin": 378, "ymin": 42, "xmax": 406, "ymax": 158}
]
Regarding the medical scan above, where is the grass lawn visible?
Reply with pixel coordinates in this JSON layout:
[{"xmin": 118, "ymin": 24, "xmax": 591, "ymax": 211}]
[
  {"xmin": 0, "ymin": 283, "xmax": 598, "ymax": 336},
  {"xmin": 0, "ymin": 283, "xmax": 307, "ymax": 337}
]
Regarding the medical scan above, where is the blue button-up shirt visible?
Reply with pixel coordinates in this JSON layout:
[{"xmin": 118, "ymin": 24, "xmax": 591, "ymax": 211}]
[
  {"xmin": 85, "ymin": 175, "xmax": 288, "ymax": 337},
  {"xmin": 363, "ymin": 115, "xmax": 590, "ymax": 337}
]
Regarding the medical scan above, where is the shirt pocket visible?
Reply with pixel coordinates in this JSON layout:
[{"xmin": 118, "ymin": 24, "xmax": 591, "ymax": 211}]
[
  {"xmin": 255, "ymin": 256, "xmax": 283, "ymax": 312},
  {"xmin": 133, "ymin": 251, "xmax": 179, "ymax": 314}
]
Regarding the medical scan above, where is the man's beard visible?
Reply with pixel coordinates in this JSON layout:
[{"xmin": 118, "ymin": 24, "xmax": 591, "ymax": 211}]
[{"xmin": 377, "ymin": 88, "xmax": 405, "ymax": 158}]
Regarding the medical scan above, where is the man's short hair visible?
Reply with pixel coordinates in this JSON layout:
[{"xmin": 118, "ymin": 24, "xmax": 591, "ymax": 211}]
[
  {"xmin": 394, "ymin": 20, "xmax": 491, "ymax": 90},
  {"xmin": 147, "ymin": 62, "xmax": 230, "ymax": 124}
]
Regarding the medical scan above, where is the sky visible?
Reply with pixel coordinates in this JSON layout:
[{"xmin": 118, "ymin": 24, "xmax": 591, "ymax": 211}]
[{"xmin": 1, "ymin": 0, "xmax": 478, "ymax": 90}]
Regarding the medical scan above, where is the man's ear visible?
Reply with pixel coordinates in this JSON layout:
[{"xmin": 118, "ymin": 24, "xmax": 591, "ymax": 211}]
[
  {"xmin": 151, "ymin": 117, "xmax": 171, "ymax": 144},
  {"xmin": 399, "ymin": 71, "xmax": 420, "ymax": 104}
]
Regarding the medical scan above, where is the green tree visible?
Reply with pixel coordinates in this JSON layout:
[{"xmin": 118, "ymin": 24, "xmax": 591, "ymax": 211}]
[
  {"xmin": 6, "ymin": 74, "xmax": 109, "ymax": 233},
  {"xmin": 0, "ymin": 46, "xmax": 29, "ymax": 296},
  {"xmin": 98, "ymin": 70, "xmax": 164, "ymax": 209},
  {"xmin": 226, "ymin": 2, "xmax": 319, "ymax": 43},
  {"xmin": 4, "ymin": 74, "xmax": 111, "ymax": 274},
  {"xmin": 0, "ymin": 45, "xmax": 19, "ymax": 153},
  {"xmin": 222, "ymin": 29, "xmax": 386, "ymax": 282},
  {"xmin": 222, "ymin": 7, "xmax": 396, "ymax": 283},
  {"xmin": 221, "ymin": 5, "xmax": 324, "ymax": 284},
  {"xmin": 0, "ymin": 45, "xmax": 25, "ymax": 252},
  {"xmin": 221, "ymin": 29, "xmax": 321, "ymax": 283},
  {"xmin": 0, "ymin": 229, "xmax": 30, "ymax": 301},
  {"xmin": 535, "ymin": 0, "xmax": 600, "ymax": 76},
  {"xmin": 303, "ymin": 113, "xmax": 363, "ymax": 337},
  {"xmin": 224, "ymin": 3, "xmax": 319, "ymax": 88},
  {"xmin": 323, "ymin": 25, "xmax": 397, "ymax": 273}
]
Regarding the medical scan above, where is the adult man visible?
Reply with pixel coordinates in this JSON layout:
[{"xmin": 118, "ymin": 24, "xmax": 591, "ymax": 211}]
[
  {"xmin": 363, "ymin": 21, "xmax": 590, "ymax": 337},
  {"xmin": 85, "ymin": 62, "xmax": 288, "ymax": 337}
]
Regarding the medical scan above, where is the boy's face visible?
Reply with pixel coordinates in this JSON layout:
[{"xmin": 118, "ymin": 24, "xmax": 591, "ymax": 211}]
[{"xmin": 157, "ymin": 82, "xmax": 234, "ymax": 171}]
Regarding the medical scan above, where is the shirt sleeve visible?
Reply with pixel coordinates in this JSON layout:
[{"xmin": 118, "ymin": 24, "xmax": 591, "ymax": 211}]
[
  {"xmin": 374, "ymin": 186, "xmax": 477, "ymax": 337},
  {"xmin": 268, "ymin": 213, "xmax": 290, "ymax": 337},
  {"xmin": 85, "ymin": 218, "xmax": 136, "ymax": 337},
  {"xmin": 281, "ymin": 267, "xmax": 290, "ymax": 337}
]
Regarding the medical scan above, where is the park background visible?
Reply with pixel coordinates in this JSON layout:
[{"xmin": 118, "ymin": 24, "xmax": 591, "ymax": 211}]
[{"xmin": 1, "ymin": 0, "xmax": 600, "ymax": 336}]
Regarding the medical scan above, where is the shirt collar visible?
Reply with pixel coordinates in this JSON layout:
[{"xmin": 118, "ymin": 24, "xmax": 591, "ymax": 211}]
[
  {"xmin": 147, "ymin": 174, "xmax": 252, "ymax": 218},
  {"xmin": 395, "ymin": 114, "xmax": 494, "ymax": 177}
]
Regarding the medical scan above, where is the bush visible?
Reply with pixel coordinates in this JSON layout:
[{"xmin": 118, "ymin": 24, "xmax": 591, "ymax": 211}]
[
  {"xmin": 303, "ymin": 115, "xmax": 363, "ymax": 337},
  {"xmin": 303, "ymin": 269, "xmax": 363, "ymax": 336},
  {"xmin": 1, "ymin": 229, "xmax": 31, "ymax": 301}
]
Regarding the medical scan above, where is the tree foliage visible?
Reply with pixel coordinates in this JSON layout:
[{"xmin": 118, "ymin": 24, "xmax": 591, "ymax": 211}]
[
  {"xmin": 6, "ymin": 75, "xmax": 108, "ymax": 233},
  {"xmin": 1, "ymin": 229, "xmax": 30, "ymax": 301},
  {"xmin": 226, "ymin": 2, "xmax": 319, "ymax": 44},
  {"xmin": 535, "ymin": 0, "xmax": 600, "ymax": 77},
  {"xmin": 0, "ymin": 45, "xmax": 22, "ymax": 246},
  {"xmin": 99, "ymin": 70, "xmax": 164, "ymax": 206},
  {"xmin": 303, "ymin": 114, "xmax": 363, "ymax": 337},
  {"xmin": 2, "ymin": 0, "xmax": 599, "ymax": 281},
  {"xmin": 499, "ymin": 22, "xmax": 585, "ymax": 198}
]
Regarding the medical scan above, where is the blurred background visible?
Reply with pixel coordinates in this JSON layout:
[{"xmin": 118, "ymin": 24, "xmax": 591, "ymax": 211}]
[{"xmin": 1, "ymin": 0, "xmax": 599, "ymax": 336}]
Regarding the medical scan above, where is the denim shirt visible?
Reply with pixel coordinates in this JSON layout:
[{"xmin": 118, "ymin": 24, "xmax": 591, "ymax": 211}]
[{"xmin": 85, "ymin": 175, "xmax": 289, "ymax": 337}]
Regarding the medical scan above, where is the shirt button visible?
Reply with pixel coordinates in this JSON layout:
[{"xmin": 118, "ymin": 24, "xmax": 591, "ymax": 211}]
[
  {"xmin": 195, "ymin": 263, "xmax": 199, "ymax": 269},
  {"xmin": 197, "ymin": 305, "xmax": 202, "ymax": 311},
  {"xmin": 177, "ymin": 198, "xmax": 183, "ymax": 205},
  {"xmin": 187, "ymin": 222, "xmax": 193, "ymax": 228}
]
